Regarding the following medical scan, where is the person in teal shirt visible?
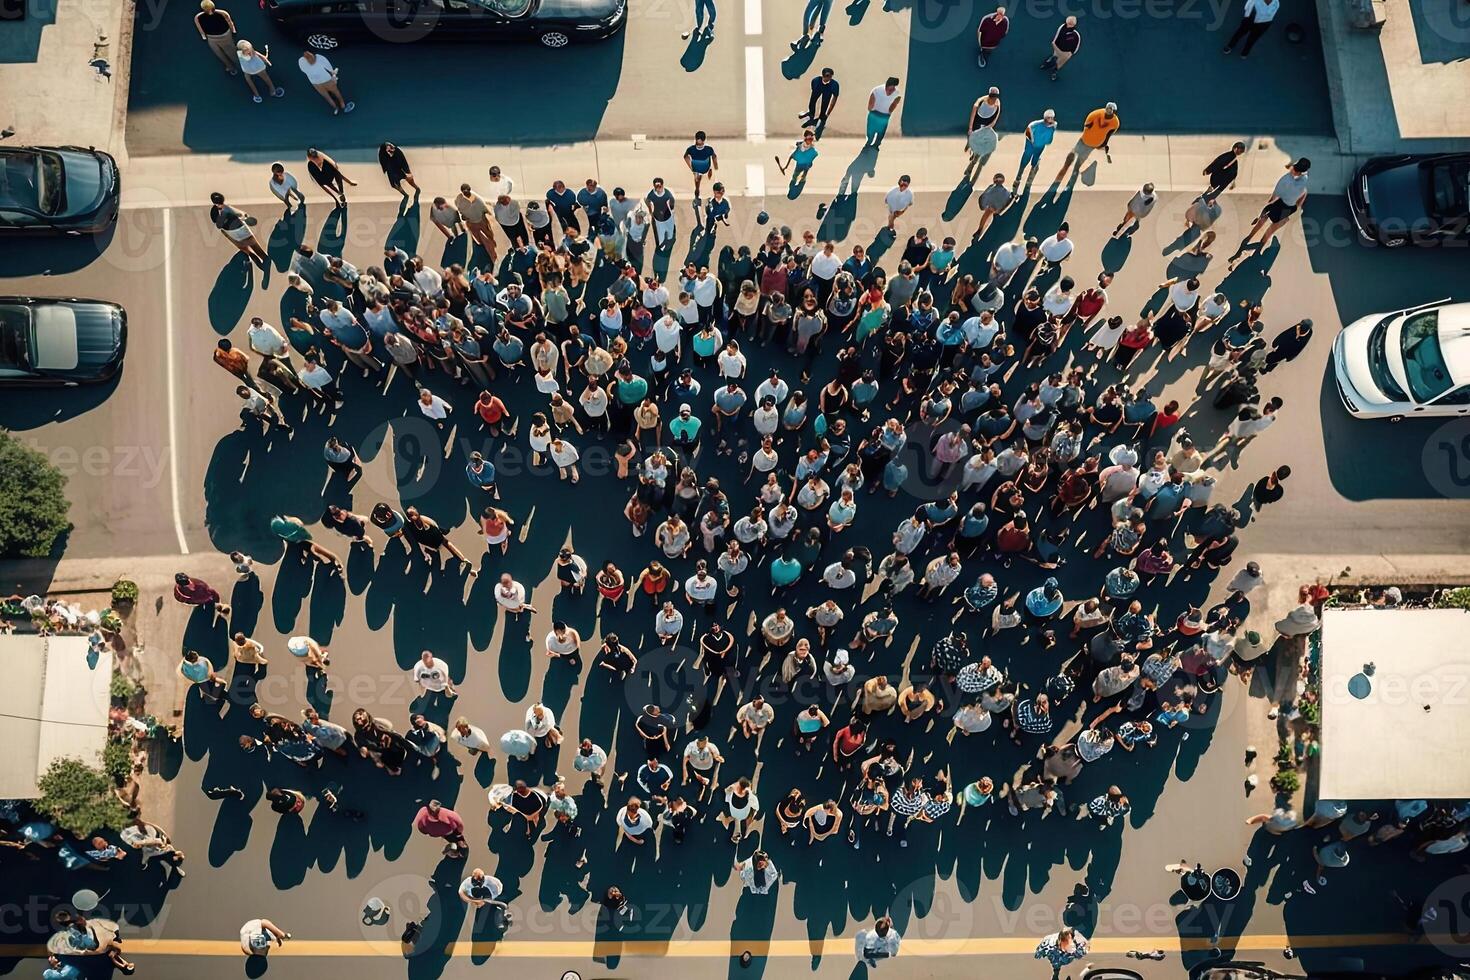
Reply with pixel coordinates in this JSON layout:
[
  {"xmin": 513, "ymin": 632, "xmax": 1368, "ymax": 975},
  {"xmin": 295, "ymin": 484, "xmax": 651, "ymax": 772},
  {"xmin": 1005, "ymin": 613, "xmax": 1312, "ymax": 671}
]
[
  {"xmin": 769, "ymin": 552, "xmax": 803, "ymax": 591},
  {"xmin": 669, "ymin": 404, "xmax": 702, "ymax": 452},
  {"xmin": 925, "ymin": 236, "xmax": 956, "ymax": 293},
  {"xmin": 781, "ymin": 130, "xmax": 820, "ymax": 188}
]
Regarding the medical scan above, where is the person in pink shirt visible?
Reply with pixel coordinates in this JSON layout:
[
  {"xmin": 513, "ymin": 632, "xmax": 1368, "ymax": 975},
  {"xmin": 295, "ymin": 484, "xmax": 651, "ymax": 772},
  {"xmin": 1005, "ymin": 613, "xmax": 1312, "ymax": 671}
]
[{"xmin": 412, "ymin": 799, "xmax": 468, "ymax": 858}]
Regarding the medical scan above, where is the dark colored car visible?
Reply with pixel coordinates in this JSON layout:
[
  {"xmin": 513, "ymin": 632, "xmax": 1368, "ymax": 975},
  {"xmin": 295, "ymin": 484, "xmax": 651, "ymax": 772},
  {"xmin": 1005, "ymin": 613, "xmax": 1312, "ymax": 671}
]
[
  {"xmin": 0, "ymin": 297, "xmax": 127, "ymax": 385},
  {"xmin": 265, "ymin": 0, "xmax": 626, "ymax": 48},
  {"xmin": 0, "ymin": 146, "xmax": 120, "ymax": 236},
  {"xmin": 1349, "ymin": 152, "xmax": 1470, "ymax": 247}
]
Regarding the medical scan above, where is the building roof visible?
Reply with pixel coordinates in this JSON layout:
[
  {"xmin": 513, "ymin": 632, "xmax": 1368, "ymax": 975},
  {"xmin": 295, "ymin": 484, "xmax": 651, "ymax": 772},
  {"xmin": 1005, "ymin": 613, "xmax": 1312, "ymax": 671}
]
[
  {"xmin": 0, "ymin": 635, "xmax": 112, "ymax": 799},
  {"xmin": 1319, "ymin": 608, "xmax": 1470, "ymax": 800}
]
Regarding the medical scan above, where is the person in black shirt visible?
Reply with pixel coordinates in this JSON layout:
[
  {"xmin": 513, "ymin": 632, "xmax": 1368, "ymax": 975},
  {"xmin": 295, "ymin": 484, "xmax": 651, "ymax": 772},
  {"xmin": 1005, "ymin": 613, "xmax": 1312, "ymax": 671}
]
[
  {"xmin": 1203, "ymin": 142, "xmax": 1246, "ymax": 197},
  {"xmin": 800, "ymin": 68, "xmax": 841, "ymax": 131},
  {"xmin": 1252, "ymin": 465, "xmax": 1289, "ymax": 509},
  {"xmin": 645, "ymin": 177, "xmax": 677, "ymax": 249},
  {"xmin": 545, "ymin": 180, "xmax": 579, "ymax": 234},
  {"xmin": 901, "ymin": 228, "xmax": 934, "ymax": 272},
  {"xmin": 507, "ymin": 781, "xmax": 548, "ymax": 838},
  {"xmin": 1040, "ymin": 15, "xmax": 1080, "ymax": 80},
  {"xmin": 1011, "ymin": 288, "xmax": 1048, "ymax": 344},
  {"xmin": 699, "ymin": 622, "xmax": 738, "ymax": 701},
  {"xmin": 377, "ymin": 142, "xmax": 418, "ymax": 196}
]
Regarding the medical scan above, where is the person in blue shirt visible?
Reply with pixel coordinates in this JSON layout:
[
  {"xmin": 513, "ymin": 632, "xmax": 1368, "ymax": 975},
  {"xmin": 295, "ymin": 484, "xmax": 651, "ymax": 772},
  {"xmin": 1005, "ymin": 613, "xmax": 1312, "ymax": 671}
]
[
  {"xmin": 769, "ymin": 551, "xmax": 803, "ymax": 592},
  {"xmin": 44, "ymin": 955, "xmax": 83, "ymax": 980},
  {"xmin": 842, "ymin": 245, "xmax": 872, "ymax": 284},
  {"xmin": 684, "ymin": 131, "xmax": 719, "ymax": 202},
  {"xmin": 465, "ymin": 451, "xmax": 499, "ymax": 498},
  {"xmin": 780, "ymin": 130, "xmax": 819, "ymax": 188},
  {"xmin": 670, "ymin": 404, "xmax": 703, "ymax": 453},
  {"xmin": 1014, "ymin": 109, "xmax": 1057, "ymax": 189},
  {"xmin": 1024, "ymin": 577, "xmax": 1064, "ymax": 626},
  {"xmin": 703, "ymin": 183, "xmax": 731, "ymax": 236},
  {"xmin": 545, "ymin": 179, "xmax": 579, "ymax": 233},
  {"xmin": 576, "ymin": 178, "xmax": 609, "ymax": 230}
]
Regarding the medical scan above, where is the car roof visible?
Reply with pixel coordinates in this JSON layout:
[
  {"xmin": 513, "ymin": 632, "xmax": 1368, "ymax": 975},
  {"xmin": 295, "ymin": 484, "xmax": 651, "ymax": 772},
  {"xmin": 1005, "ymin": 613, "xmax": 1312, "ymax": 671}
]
[{"xmin": 1437, "ymin": 304, "xmax": 1470, "ymax": 388}]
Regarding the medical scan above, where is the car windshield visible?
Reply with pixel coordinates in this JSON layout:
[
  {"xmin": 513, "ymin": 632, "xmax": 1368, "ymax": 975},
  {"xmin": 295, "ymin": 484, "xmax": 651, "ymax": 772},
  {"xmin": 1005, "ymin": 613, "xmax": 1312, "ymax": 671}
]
[
  {"xmin": 0, "ymin": 305, "xmax": 33, "ymax": 370},
  {"xmin": 1368, "ymin": 315, "xmax": 1408, "ymax": 401},
  {"xmin": 1427, "ymin": 159, "xmax": 1470, "ymax": 220},
  {"xmin": 0, "ymin": 150, "xmax": 63, "ymax": 216},
  {"xmin": 1401, "ymin": 309, "xmax": 1454, "ymax": 403},
  {"xmin": 475, "ymin": 0, "xmax": 530, "ymax": 14}
]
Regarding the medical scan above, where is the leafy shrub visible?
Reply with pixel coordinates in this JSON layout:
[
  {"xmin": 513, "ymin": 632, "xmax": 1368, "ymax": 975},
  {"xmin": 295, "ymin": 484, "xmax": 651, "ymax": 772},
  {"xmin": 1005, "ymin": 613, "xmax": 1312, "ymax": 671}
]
[
  {"xmin": 1269, "ymin": 769, "xmax": 1300, "ymax": 794},
  {"xmin": 35, "ymin": 757, "xmax": 130, "ymax": 835},
  {"xmin": 1440, "ymin": 587, "xmax": 1470, "ymax": 611},
  {"xmin": 102, "ymin": 739, "xmax": 132, "ymax": 785},
  {"xmin": 0, "ymin": 432, "xmax": 70, "ymax": 558},
  {"xmin": 111, "ymin": 580, "xmax": 140, "ymax": 605},
  {"xmin": 109, "ymin": 672, "xmax": 137, "ymax": 704}
]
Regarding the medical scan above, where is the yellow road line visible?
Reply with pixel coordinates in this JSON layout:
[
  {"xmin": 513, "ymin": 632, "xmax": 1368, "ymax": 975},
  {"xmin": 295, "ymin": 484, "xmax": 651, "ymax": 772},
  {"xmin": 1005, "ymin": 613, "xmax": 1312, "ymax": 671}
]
[{"xmin": 0, "ymin": 933, "xmax": 1411, "ymax": 958}]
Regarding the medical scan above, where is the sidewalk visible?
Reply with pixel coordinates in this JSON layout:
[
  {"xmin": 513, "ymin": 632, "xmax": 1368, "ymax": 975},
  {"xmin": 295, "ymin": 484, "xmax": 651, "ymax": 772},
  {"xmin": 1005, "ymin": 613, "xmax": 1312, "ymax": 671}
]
[
  {"xmin": 0, "ymin": 0, "xmax": 134, "ymax": 157},
  {"xmin": 1315, "ymin": 0, "xmax": 1470, "ymax": 153},
  {"xmin": 120, "ymin": 133, "xmax": 1353, "ymax": 211}
]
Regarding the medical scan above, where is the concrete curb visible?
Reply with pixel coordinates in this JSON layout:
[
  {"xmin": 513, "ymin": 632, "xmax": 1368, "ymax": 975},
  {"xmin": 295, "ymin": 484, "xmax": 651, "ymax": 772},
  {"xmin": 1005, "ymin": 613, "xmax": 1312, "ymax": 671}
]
[{"xmin": 108, "ymin": 0, "xmax": 136, "ymax": 163}]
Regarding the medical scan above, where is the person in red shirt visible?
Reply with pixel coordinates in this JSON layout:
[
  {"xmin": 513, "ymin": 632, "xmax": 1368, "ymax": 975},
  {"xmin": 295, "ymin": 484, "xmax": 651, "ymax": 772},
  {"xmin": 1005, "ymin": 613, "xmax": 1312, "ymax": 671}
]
[
  {"xmin": 413, "ymin": 800, "xmax": 468, "ymax": 858},
  {"xmin": 1149, "ymin": 399, "xmax": 1182, "ymax": 437},
  {"xmin": 475, "ymin": 390, "xmax": 512, "ymax": 437},
  {"xmin": 173, "ymin": 572, "xmax": 231, "ymax": 625},
  {"xmin": 977, "ymin": 5, "xmax": 1009, "ymax": 67}
]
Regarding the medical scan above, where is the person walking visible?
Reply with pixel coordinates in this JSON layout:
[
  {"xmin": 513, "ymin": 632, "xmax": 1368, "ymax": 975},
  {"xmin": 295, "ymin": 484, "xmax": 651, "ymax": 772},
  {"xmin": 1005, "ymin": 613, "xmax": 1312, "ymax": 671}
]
[
  {"xmin": 195, "ymin": 0, "xmax": 239, "ymax": 73},
  {"xmin": 239, "ymin": 918, "xmax": 290, "ymax": 957},
  {"xmin": 1112, "ymin": 182, "xmax": 1157, "ymax": 238},
  {"xmin": 378, "ymin": 142, "xmax": 418, "ymax": 195},
  {"xmin": 1203, "ymin": 141, "xmax": 1246, "ymax": 196},
  {"xmin": 795, "ymin": 0, "xmax": 832, "ymax": 46},
  {"xmin": 799, "ymin": 67, "xmax": 840, "ymax": 130},
  {"xmin": 209, "ymin": 193, "xmax": 268, "ymax": 264},
  {"xmin": 1055, "ymin": 102, "xmax": 1118, "ymax": 185},
  {"xmin": 684, "ymin": 132, "xmax": 719, "ymax": 204},
  {"xmin": 1034, "ymin": 927, "xmax": 1089, "ymax": 978},
  {"xmin": 459, "ymin": 868, "xmax": 512, "ymax": 928},
  {"xmin": 855, "ymin": 916, "xmax": 901, "ymax": 966},
  {"xmin": 298, "ymin": 50, "xmax": 353, "ymax": 114},
  {"xmin": 234, "ymin": 39, "xmax": 284, "ymax": 102},
  {"xmin": 866, "ymin": 77, "xmax": 902, "ymax": 147},
  {"xmin": 976, "ymin": 5, "xmax": 1009, "ymax": 65},
  {"xmin": 1012, "ymin": 110, "xmax": 1056, "ymax": 189},
  {"xmin": 963, "ymin": 87, "xmax": 1002, "ymax": 181},
  {"xmin": 1229, "ymin": 157, "xmax": 1310, "ymax": 269},
  {"xmin": 413, "ymin": 799, "xmax": 468, "ymax": 858},
  {"xmin": 1222, "ymin": 0, "xmax": 1279, "ymax": 57},
  {"xmin": 120, "ymin": 813, "xmax": 187, "ymax": 878},
  {"xmin": 456, "ymin": 183, "xmax": 499, "ymax": 262},
  {"xmin": 306, "ymin": 147, "xmax": 356, "ymax": 206},
  {"xmin": 1039, "ymin": 15, "xmax": 1080, "ymax": 80},
  {"xmin": 734, "ymin": 850, "xmax": 779, "ymax": 894},
  {"xmin": 681, "ymin": 0, "xmax": 717, "ymax": 40},
  {"xmin": 972, "ymin": 172, "xmax": 1014, "ymax": 240}
]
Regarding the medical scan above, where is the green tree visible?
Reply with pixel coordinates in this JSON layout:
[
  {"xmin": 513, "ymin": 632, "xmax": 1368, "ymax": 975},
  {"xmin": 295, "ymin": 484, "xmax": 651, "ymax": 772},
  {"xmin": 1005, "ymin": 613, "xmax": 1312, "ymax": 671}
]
[
  {"xmin": 0, "ymin": 432, "xmax": 70, "ymax": 558},
  {"xmin": 35, "ymin": 757, "xmax": 130, "ymax": 836}
]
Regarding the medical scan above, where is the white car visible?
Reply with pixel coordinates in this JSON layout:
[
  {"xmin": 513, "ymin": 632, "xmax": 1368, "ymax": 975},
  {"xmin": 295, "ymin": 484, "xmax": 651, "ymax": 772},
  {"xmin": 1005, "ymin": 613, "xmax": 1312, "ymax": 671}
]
[{"xmin": 1333, "ymin": 298, "xmax": 1470, "ymax": 419}]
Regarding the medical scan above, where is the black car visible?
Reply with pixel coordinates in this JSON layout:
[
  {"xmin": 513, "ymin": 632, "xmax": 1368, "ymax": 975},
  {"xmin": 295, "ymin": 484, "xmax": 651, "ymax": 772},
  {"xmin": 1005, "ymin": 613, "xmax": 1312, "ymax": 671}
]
[
  {"xmin": 1349, "ymin": 152, "xmax": 1470, "ymax": 247},
  {"xmin": 265, "ymin": 0, "xmax": 626, "ymax": 48},
  {"xmin": 0, "ymin": 146, "xmax": 120, "ymax": 236},
  {"xmin": 0, "ymin": 297, "xmax": 127, "ymax": 385}
]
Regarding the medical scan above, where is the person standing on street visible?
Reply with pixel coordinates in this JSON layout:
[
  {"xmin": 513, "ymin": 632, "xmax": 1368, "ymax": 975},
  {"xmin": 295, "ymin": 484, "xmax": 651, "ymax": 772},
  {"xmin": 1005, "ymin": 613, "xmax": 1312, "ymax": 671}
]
[
  {"xmin": 298, "ymin": 50, "xmax": 353, "ymax": 115},
  {"xmin": 855, "ymin": 916, "xmax": 901, "ymax": 966},
  {"xmin": 1013, "ymin": 110, "xmax": 1057, "ymax": 189},
  {"xmin": 209, "ymin": 193, "xmax": 268, "ymax": 264},
  {"xmin": 963, "ymin": 87, "xmax": 1002, "ymax": 181},
  {"xmin": 681, "ymin": 0, "xmax": 717, "ymax": 40},
  {"xmin": 1039, "ymin": 15, "xmax": 1080, "ymax": 81},
  {"xmin": 1222, "ymin": 0, "xmax": 1279, "ymax": 57},
  {"xmin": 734, "ymin": 850, "xmax": 779, "ymax": 894},
  {"xmin": 378, "ymin": 142, "xmax": 418, "ymax": 195},
  {"xmin": 1229, "ymin": 157, "xmax": 1309, "ymax": 269},
  {"xmin": 459, "ymin": 868, "xmax": 513, "ymax": 928},
  {"xmin": 972, "ymin": 172, "xmax": 1014, "ymax": 240},
  {"xmin": 120, "ymin": 813, "xmax": 187, "ymax": 878},
  {"xmin": 684, "ymin": 132, "xmax": 719, "ymax": 205},
  {"xmin": 413, "ymin": 799, "xmax": 468, "ymax": 858},
  {"xmin": 455, "ymin": 183, "xmax": 498, "ymax": 264},
  {"xmin": 1112, "ymin": 182, "xmax": 1157, "ymax": 238},
  {"xmin": 799, "ymin": 68, "xmax": 840, "ymax": 131},
  {"xmin": 1055, "ymin": 102, "xmax": 1118, "ymax": 186},
  {"xmin": 306, "ymin": 147, "xmax": 356, "ymax": 206},
  {"xmin": 884, "ymin": 175, "xmax": 913, "ymax": 232},
  {"xmin": 268, "ymin": 162, "xmax": 306, "ymax": 212},
  {"xmin": 866, "ymin": 77, "xmax": 902, "ymax": 147},
  {"xmin": 976, "ymin": 5, "xmax": 1008, "ymax": 66},
  {"xmin": 234, "ymin": 40, "xmax": 284, "ymax": 103},
  {"xmin": 795, "ymin": 0, "xmax": 832, "ymax": 46},
  {"xmin": 195, "ymin": 0, "xmax": 239, "ymax": 73}
]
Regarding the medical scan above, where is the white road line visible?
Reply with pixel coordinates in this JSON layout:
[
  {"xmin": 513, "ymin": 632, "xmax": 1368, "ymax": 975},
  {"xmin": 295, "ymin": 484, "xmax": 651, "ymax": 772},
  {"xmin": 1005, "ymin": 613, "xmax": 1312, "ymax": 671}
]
[
  {"xmin": 745, "ymin": 162, "xmax": 766, "ymax": 200},
  {"xmin": 745, "ymin": 46, "xmax": 765, "ymax": 141},
  {"xmin": 162, "ymin": 208, "xmax": 190, "ymax": 556},
  {"xmin": 743, "ymin": 0, "xmax": 761, "ymax": 34}
]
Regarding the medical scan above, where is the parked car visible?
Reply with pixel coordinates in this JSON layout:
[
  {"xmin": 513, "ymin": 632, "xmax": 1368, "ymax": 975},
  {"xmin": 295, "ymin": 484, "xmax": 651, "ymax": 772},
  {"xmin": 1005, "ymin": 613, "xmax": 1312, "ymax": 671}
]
[
  {"xmin": 265, "ymin": 0, "xmax": 626, "ymax": 48},
  {"xmin": 0, "ymin": 297, "xmax": 127, "ymax": 385},
  {"xmin": 1348, "ymin": 152, "xmax": 1470, "ymax": 247},
  {"xmin": 1333, "ymin": 298, "xmax": 1470, "ymax": 420},
  {"xmin": 0, "ymin": 146, "xmax": 120, "ymax": 236},
  {"xmin": 1191, "ymin": 964, "xmax": 1470, "ymax": 980}
]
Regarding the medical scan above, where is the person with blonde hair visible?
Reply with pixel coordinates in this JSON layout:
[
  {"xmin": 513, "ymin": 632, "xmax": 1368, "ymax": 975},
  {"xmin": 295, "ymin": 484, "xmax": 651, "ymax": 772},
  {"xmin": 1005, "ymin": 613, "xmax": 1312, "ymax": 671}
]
[{"xmin": 234, "ymin": 39, "xmax": 284, "ymax": 103}]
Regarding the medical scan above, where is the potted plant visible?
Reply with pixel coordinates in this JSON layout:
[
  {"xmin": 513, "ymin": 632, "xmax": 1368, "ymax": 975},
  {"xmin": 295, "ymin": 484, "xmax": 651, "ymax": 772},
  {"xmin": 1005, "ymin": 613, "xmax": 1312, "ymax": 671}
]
[
  {"xmin": 109, "ymin": 672, "xmax": 138, "ymax": 707},
  {"xmin": 111, "ymin": 579, "xmax": 140, "ymax": 608},
  {"xmin": 1270, "ymin": 768, "xmax": 1300, "ymax": 794}
]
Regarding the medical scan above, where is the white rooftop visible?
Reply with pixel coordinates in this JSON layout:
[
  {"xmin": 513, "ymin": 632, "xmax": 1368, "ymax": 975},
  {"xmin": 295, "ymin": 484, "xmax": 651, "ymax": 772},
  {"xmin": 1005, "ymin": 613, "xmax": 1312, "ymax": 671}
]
[
  {"xmin": 0, "ymin": 635, "xmax": 112, "ymax": 799},
  {"xmin": 1319, "ymin": 608, "xmax": 1470, "ymax": 801}
]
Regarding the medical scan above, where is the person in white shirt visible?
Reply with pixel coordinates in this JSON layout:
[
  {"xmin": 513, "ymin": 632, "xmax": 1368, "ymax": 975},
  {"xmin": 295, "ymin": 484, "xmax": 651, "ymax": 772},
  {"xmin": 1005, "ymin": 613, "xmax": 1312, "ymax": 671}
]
[
  {"xmin": 822, "ymin": 560, "xmax": 856, "ymax": 590},
  {"xmin": 524, "ymin": 703, "xmax": 562, "ymax": 747},
  {"xmin": 655, "ymin": 601, "xmax": 684, "ymax": 644},
  {"xmin": 809, "ymin": 243, "xmax": 841, "ymax": 295},
  {"xmin": 1042, "ymin": 278, "xmax": 1074, "ymax": 318},
  {"xmin": 451, "ymin": 717, "xmax": 491, "ymax": 754},
  {"xmin": 654, "ymin": 313, "xmax": 682, "ymax": 357},
  {"xmin": 682, "ymin": 735, "xmax": 724, "ymax": 795},
  {"xmin": 417, "ymin": 388, "xmax": 452, "ymax": 428},
  {"xmin": 989, "ymin": 237, "xmax": 1034, "ymax": 287},
  {"xmin": 412, "ymin": 650, "xmax": 458, "ymax": 698},
  {"xmin": 735, "ymin": 851, "xmax": 779, "ymax": 894},
  {"xmin": 1222, "ymin": 0, "xmax": 1279, "ymax": 56},
  {"xmin": 865, "ymin": 76, "xmax": 902, "ymax": 147},
  {"xmin": 884, "ymin": 175, "xmax": 914, "ymax": 231},
  {"xmin": 855, "ymin": 917, "xmax": 901, "ymax": 966},
  {"xmin": 1160, "ymin": 275, "xmax": 1201, "ymax": 313},
  {"xmin": 548, "ymin": 437, "xmax": 581, "ymax": 483},
  {"xmin": 297, "ymin": 50, "xmax": 352, "ymax": 114},
  {"xmin": 247, "ymin": 316, "xmax": 292, "ymax": 365},
  {"xmin": 717, "ymin": 341, "xmax": 747, "ymax": 379},
  {"xmin": 1038, "ymin": 224, "xmax": 1073, "ymax": 273},
  {"xmin": 545, "ymin": 622, "xmax": 581, "ymax": 662},
  {"xmin": 685, "ymin": 567, "xmax": 720, "ymax": 608},
  {"xmin": 495, "ymin": 573, "xmax": 536, "ymax": 618},
  {"xmin": 268, "ymin": 162, "xmax": 305, "ymax": 211},
  {"xmin": 1230, "ymin": 157, "xmax": 1310, "ymax": 269}
]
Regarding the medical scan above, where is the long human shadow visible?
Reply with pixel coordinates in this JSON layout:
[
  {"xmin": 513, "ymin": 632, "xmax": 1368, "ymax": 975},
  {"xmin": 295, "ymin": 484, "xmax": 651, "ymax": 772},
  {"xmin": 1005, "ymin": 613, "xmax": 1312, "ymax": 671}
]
[{"xmin": 208, "ymin": 251, "xmax": 255, "ymax": 335}]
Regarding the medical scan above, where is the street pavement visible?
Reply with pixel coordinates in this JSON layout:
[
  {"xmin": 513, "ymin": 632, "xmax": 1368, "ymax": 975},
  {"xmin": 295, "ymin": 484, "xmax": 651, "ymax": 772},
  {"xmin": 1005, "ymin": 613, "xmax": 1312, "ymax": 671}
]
[
  {"xmin": 124, "ymin": 0, "xmax": 1333, "ymax": 154},
  {"xmin": 5, "ymin": 171, "xmax": 1470, "ymax": 980}
]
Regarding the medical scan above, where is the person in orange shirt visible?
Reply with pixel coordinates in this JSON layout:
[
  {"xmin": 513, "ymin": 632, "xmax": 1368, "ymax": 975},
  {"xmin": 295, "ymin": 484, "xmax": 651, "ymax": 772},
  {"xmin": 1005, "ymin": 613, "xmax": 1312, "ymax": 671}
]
[{"xmin": 1055, "ymin": 102, "xmax": 1119, "ymax": 185}]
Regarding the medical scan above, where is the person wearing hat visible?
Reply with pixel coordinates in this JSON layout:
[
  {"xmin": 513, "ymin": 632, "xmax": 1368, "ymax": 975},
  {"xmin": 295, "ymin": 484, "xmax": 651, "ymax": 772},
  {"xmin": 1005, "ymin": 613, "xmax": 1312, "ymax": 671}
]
[
  {"xmin": 1056, "ymin": 102, "xmax": 1119, "ymax": 186},
  {"xmin": 1013, "ymin": 110, "xmax": 1057, "ymax": 189},
  {"xmin": 976, "ymin": 5, "xmax": 1008, "ymax": 66},
  {"xmin": 963, "ymin": 88, "xmax": 1003, "ymax": 181},
  {"xmin": 1230, "ymin": 157, "xmax": 1310, "ymax": 269}
]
